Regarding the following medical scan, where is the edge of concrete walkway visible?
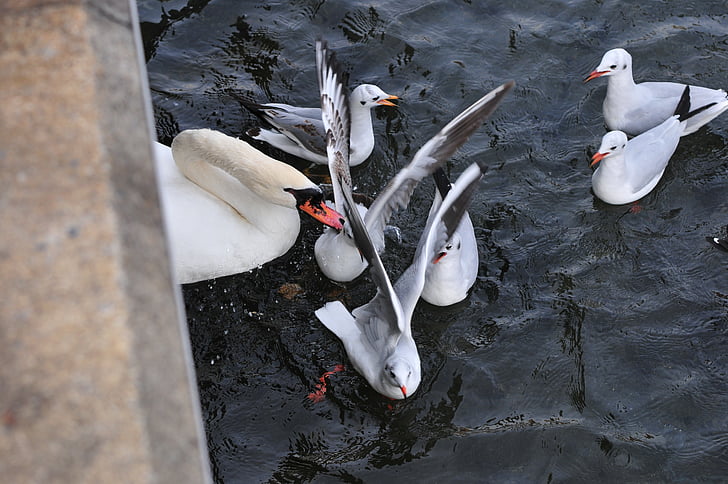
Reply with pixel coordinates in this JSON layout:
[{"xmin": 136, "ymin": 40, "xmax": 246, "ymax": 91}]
[{"xmin": 0, "ymin": 1, "xmax": 213, "ymax": 482}]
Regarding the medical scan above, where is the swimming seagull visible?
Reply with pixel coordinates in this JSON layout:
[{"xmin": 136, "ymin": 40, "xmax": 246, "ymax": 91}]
[
  {"xmin": 313, "ymin": 38, "xmax": 514, "ymax": 282},
  {"xmin": 241, "ymin": 59, "xmax": 397, "ymax": 167},
  {"xmin": 419, "ymin": 167, "xmax": 479, "ymax": 306},
  {"xmin": 584, "ymin": 47, "xmax": 728, "ymax": 136},
  {"xmin": 155, "ymin": 129, "xmax": 344, "ymax": 284},
  {"xmin": 315, "ymin": 160, "xmax": 488, "ymax": 400},
  {"xmin": 590, "ymin": 86, "xmax": 715, "ymax": 205}
]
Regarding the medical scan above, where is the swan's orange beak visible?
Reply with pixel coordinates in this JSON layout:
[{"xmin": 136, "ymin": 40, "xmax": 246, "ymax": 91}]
[
  {"xmin": 300, "ymin": 200, "xmax": 345, "ymax": 230},
  {"xmin": 584, "ymin": 70, "xmax": 608, "ymax": 82},
  {"xmin": 376, "ymin": 95, "xmax": 399, "ymax": 107},
  {"xmin": 590, "ymin": 151, "xmax": 608, "ymax": 167}
]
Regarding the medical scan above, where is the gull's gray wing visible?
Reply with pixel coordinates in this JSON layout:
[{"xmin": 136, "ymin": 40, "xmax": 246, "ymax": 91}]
[
  {"xmin": 364, "ymin": 81, "xmax": 514, "ymax": 247},
  {"xmin": 395, "ymin": 160, "xmax": 486, "ymax": 320},
  {"xmin": 342, "ymin": 174, "xmax": 406, "ymax": 349},
  {"xmin": 241, "ymin": 99, "xmax": 328, "ymax": 155},
  {"xmin": 317, "ymin": 39, "xmax": 353, "ymax": 215},
  {"xmin": 317, "ymin": 39, "xmax": 405, "ymax": 350}
]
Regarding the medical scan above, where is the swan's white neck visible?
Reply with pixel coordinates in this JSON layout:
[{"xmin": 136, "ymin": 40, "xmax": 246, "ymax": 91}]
[{"xmin": 171, "ymin": 129, "xmax": 302, "ymax": 235}]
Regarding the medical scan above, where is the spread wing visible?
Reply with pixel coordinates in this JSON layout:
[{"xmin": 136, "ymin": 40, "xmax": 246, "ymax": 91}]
[
  {"xmin": 396, "ymin": 160, "xmax": 486, "ymax": 319},
  {"xmin": 316, "ymin": 39, "xmax": 353, "ymax": 215},
  {"xmin": 317, "ymin": 38, "xmax": 404, "ymax": 351},
  {"xmin": 364, "ymin": 81, "xmax": 514, "ymax": 246}
]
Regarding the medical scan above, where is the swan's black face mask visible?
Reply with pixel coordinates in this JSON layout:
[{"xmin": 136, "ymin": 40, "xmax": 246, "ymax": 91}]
[{"xmin": 285, "ymin": 187, "xmax": 344, "ymax": 230}]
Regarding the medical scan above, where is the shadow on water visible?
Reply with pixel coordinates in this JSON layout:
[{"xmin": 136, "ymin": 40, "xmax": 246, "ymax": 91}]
[{"xmin": 141, "ymin": 0, "xmax": 728, "ymax": 481}]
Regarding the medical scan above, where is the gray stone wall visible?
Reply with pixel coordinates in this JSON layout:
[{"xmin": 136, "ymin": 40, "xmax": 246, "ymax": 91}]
[{"xmin": 0, "ymin": 1, "xmax": 212, "ymax": 482}]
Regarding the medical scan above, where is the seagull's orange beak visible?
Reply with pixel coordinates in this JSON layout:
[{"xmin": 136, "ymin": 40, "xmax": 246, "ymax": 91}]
[
  {"xmin": 400, "ymin": 385, "xmax": 407, "ymax": 399},
  {"xmin": 432, "ymin": 251, "xmax": 447, "ymax": 264},
  {"xmin": 584, "ymin": 70, "xmax": 609, "ymax": 83},
  {"xmin": 376, "ymin": 95, "xmax": 399, "ymax": 107},
  {"xmin": 590, "ymin": 151, "xmax": 608, "ymax": 167},
  {"xmin": 299, "ymin": 200, "xmax": 345, "ymax": 230}
]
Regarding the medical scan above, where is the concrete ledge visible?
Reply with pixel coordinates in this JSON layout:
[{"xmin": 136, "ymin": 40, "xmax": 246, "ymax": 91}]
[{"xmin": 0, "ymin": 1, "xmax": 211, "ymax": 482}]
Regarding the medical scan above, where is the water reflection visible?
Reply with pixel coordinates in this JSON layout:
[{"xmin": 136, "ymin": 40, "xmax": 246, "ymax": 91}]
[
  {"xmin": 269, "ymin": 372, "xmax": 466, "ymax": 480},
  {"xmin": 340, "ymin": 7, "xmax": 384, "ymax": 44},
  {"xmin": 139, "ymin": 0, "xmax": 212, "ymax": 61},
  {"xmin": 547, "ymin": 271, "xmax": 587, "ymax": 412},
  {"xmin": 141, "ymin": 0, "xmax": 728, "ymax": 481},
  {"xmin": 287, "ymin": 0, "xmax": 326, "ymax": 21},
  {"xmin": 153, "ymin": 104, "xmax": 179, "ymax": 144},
  {"xmin": 597, "ymin": 435, "xmax": 632, "ymax": 468},
  {"xmin": 223, "ymin": 17, "xmax": 281, "ymax": 99}
]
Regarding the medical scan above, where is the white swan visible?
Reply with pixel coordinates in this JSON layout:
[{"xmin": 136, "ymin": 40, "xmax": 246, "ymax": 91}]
[{"xmin": 154, "ymin": 129, "xmax": 343, "ymax": 284}]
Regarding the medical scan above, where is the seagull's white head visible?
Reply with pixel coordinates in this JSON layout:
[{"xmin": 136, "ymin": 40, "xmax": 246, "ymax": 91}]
[
  {"xmin": 432, "ymin": 233, "xmax": 463, "ymax": 264},
  {"xmin": 351, "ymin": 84, "xmax": 399, "ymax": 109},
  {"xmin": 383, "ymin": 357, "xmax": 420, "ymax": 400},
  {"xmin": 585, "ymin": 48, "xmax": 633, "ymax": 82},
  {"xmin": 591, "ymin": 130, "xmax": 628, "ymax": 167}
]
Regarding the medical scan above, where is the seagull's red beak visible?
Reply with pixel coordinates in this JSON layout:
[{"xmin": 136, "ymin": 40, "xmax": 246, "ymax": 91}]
[
  {"xmin": 400, "ymin": 385, "xmax": 407, "ymax": 399},
  {"xmin": 299, "ymin": 200, "xmax": 345, "ymax": 230},
  {"xmin": 584, "ymin": 70, "xmax": 609, "ymax": 82},
  {"xmin": 432, "ymin": 251, "xmax": 447, "ymax": 264},
  {"xmin": 590, "ymin": 151, "xmax": 608, "ymax": 167},
  {"xmin": 376, "ymin": 95, "xmax": 399, "ymax": 107}
]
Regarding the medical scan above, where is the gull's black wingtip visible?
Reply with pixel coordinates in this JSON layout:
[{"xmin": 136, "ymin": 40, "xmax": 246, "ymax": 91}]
[
  {"xmin": 706, "ymin": 236, "xmax": 728, "ymax": 252},
  {"xmin": 432, "ymin": 167, "xmax": 452, "ymax": 198}
]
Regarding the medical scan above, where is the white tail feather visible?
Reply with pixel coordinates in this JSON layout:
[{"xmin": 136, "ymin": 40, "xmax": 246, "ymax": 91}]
[{"xmin": 315, "ymin": 301, "xmax": 358, "ymax": 340}]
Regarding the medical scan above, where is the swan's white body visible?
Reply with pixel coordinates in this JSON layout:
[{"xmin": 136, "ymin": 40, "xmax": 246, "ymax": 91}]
[
  {"xmin": 586, "ymin": 48, "xmax": 728, "ymax": 136},
  {"xmin": 154, "ymin": 129, "xmax": 342, "ymax": 284}
]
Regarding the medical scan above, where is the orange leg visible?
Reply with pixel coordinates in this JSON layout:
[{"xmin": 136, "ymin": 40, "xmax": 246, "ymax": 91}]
[
  {"xmin": 629, "ymin": 201, "xmax": 642, "ymax": 214},
  {"xmin": 307, "ymin": 364, "xmax": 345, "ymax": 402}
]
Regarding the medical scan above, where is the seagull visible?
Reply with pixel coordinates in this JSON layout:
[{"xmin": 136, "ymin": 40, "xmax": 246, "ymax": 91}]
[
  {"xmin": 155, "ymin": 129, "xmax": 343, "ymax": 284},
  {"xmin": 420, "ymin": 168, "xmax": 479, "ymax": 306},
  {"xmin": 706, "ymin": 235, "xmax": 728, "ymax": 252},
  {"xmin": 584, "ymin": 47, "xmax": 728, "ymax": 136},
  {"xmin": 590, "ymin": 86, "xmax": 714, "ymax": 205},
  {"xmin": 241, "ymin": 64, "xmax": 397, "ymax": 167},
  {"xmin": 313, "ymin": 39, "xmax": 514, "ymax": 282},
  {"xmin": 315, "ymin": 159, "xmax": 488, "ymax": 400}
]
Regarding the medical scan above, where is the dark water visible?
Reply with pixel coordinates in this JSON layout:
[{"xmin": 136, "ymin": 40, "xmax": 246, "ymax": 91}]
[{"xmin": 137, "ymin": 0, "xmax": 728, "ymax": 481}]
